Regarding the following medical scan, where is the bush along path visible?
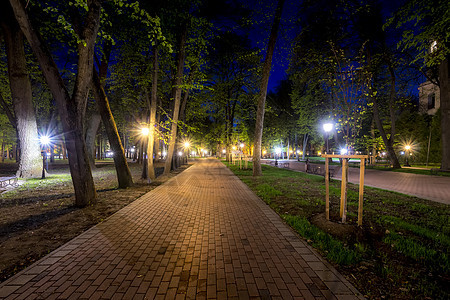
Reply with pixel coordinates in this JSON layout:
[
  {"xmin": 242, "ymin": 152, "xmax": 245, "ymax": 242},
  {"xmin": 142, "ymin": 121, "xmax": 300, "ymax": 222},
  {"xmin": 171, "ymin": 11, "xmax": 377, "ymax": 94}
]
[{"xmin": 225, "ymin": 162, "xmax": 450, "ymax": 299}]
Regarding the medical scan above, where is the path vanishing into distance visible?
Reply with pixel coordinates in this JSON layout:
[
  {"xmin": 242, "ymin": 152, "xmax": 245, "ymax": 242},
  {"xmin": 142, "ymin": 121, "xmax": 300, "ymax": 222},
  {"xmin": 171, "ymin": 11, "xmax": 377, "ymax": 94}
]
[
  {"xmin": 274, "ymin": 160, "xmax": 450, "ymax": 205},
  {"xmin": 0, "ymin": 158, "xmax": 362, "ymax": 299}
]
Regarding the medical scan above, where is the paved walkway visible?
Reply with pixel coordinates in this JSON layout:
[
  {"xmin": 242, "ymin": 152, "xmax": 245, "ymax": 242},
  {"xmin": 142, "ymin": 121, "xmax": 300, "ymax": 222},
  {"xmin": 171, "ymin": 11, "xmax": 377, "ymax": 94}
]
[
  {"xmin": 0, "ymin": 159, "xmax": 362, "ymax": 299},
  {"xmin": 269, "ymin": 160, "xmax": 450, "ymax": 205}
]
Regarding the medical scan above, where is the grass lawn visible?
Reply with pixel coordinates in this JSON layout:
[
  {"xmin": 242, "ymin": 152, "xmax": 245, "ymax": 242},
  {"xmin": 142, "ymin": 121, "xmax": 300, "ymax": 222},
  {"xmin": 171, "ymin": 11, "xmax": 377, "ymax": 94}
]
[{"xmin": 224, "ymin": 161, "xmax": 449, "ymax": 299}]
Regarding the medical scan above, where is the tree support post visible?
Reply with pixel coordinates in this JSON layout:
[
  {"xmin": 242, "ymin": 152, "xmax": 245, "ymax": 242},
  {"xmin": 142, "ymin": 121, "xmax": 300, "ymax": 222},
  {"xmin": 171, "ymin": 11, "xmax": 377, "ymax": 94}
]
[
  {"xmin": 325, "ymin": 157, "xmax": 330, "ymax": 220},
  {"xmin": 340, "ymin": 158, "xmax": 348, "ymax": 222},
  {"xmin": 358, "ymin": 158, "xmax": 365, "ymax": 226},
  {"xmin": 322, "ymin": 154, "xmax": 368, "ymax": 225}
]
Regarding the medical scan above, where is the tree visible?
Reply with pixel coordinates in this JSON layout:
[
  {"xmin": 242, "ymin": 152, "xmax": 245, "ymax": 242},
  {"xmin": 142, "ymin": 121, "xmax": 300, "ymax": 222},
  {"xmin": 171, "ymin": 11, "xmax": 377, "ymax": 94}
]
[
  {"xmin": 146, "ymin": 46, "xmax": 159, "ymax": 181},
  {"xmin": 1, "ymin": 7, "xmax": 42, "ymax": 178},
  {"xmin": 9, "ymin": 0, "xmax": 100, "ymax": 206},
  {"xmin": 387, "ymin": 0, "xmax": 450, "ymax": 169},
  {"xmin": 163, "ymin": 22, "xmax": 188, "ymax": 176},
  {"xmin": 252, "ymin": 0, "xmax": 285, "ymax": 176}
]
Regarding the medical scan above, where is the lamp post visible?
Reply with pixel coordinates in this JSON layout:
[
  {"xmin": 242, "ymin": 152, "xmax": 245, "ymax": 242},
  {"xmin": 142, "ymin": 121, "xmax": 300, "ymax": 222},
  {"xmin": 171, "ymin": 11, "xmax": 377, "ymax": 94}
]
[
  {"xmin": 40, "ymin": 135, "xmax": 50, "ymax": 179},
  {"xmin": 275, "ymin": 147, "xmax": 281, "ymax": 166},
  {"xmin": 323, "ymin": 123, "xmax": 333, "ymax": 154},
  {"xmin": 184, "ymin": 141, "xmax": 190, "ymax": 163},
  {"xmin": 141, "ymin": 127, "xmax": 149, "ymax": 179},
  {"xmin": 404, "ymin": 145, "xmax": 411, "ymax": 167}
]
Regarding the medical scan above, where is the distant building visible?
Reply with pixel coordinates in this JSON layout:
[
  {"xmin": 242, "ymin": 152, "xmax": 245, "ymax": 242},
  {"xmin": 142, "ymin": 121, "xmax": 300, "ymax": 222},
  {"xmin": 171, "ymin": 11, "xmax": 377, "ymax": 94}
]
[{"xmin": 418, "ymin": 80, "xmax": 440, "ymax": 115}]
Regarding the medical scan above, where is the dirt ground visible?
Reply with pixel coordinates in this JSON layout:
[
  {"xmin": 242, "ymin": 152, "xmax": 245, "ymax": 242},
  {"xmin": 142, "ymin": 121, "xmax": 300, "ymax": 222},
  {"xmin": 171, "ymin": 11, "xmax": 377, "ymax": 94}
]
[{"xmin": 0, "ymin": 160, "xmax": 190, "ymax": 283}]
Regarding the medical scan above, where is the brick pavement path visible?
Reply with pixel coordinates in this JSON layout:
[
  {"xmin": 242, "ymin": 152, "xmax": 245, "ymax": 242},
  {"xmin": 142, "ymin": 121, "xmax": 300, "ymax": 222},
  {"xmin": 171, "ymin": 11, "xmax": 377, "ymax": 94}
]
[
  {"xmin": 268, "ymin": 160, "xmax": 450, "ymax": 205},
  {"xmin": 0, "ymin": 158, "xmax": 362, "ymax": 300}
]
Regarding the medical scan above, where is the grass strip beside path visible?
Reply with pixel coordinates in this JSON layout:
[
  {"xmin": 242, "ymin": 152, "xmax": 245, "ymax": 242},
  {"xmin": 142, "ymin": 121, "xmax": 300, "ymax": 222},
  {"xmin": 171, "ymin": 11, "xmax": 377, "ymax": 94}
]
[{"xmin": 224, "ymin": 161, "xmax": 450, "ymax": 300}]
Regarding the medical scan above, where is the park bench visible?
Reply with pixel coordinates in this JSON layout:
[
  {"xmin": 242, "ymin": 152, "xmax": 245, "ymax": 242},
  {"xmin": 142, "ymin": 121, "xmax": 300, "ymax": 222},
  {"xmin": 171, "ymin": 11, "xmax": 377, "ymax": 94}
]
[
  {"xmin": 278, "ymin": 162, "xmax": 290, "ymax": 168},
  {"xmin": 0, "ymin": 176, "xmax": 18, "ymax": 188},
  {"xmin": 306, "ymin": 163, "xmax": 340, "ymax": 178}
]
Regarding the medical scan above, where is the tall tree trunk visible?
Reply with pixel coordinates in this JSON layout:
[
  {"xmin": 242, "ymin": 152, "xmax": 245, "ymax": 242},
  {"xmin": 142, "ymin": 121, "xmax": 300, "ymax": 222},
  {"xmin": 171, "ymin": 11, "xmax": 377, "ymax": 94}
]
[
  {"xmin": 92, "ymin": 69, "xmax": 133, "ymax": 188},
  {"xmin": 252, "ymin": 0, "xmax": 285, "ymax": 176},
  {"xmin": 91, "ymin": 42, "xmax": 132, "ymax": 187},
  {"xmin": 440, "ymin": 58, "xmax": 450, "ymax": 170},
  {"xmin": 146, "ymin": 47, "xmax": 159, "ymax": 181},
  {"xmin": 372, "ymin": 95, "xmax": 400, "ymax": 168},
  {"xmin": 9, "ymin": 0, "xmax": 100, "ymax": 206},
  {"xmin": 85, "ymin": 113, "xmax": 101, "ymax": 167},
  {"xmin": 164, "ymin": 23, "xmax": 187, "ymax": 175},
  {"xmin": 2, "ymin": 19, "xmax": 41, "ymax": 178},
  {"xmin": 302, "ymin": 134, "xmax": 308, "ymax": 160},
  {"xmin": 386, "ymin": 63, "xmax": 401, "ymax": 168}
]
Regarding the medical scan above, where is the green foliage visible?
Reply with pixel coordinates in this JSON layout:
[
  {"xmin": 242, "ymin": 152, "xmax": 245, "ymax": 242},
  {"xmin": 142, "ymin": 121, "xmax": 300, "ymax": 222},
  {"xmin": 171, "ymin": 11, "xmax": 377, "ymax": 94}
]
[
  {"xmin": 283, "ymin": 215, "xmax": 360, "ymax": 265},
  {"xmin": 384, "ymin": 232, "xmax": 449, "ymax": 273},
  {"xmin": 386, "ymin": 0, "xmax": 450, "ymax": 68},
  {"xmin": 379, "ymin": 215, "xmax": 450, "ymax": 248}
]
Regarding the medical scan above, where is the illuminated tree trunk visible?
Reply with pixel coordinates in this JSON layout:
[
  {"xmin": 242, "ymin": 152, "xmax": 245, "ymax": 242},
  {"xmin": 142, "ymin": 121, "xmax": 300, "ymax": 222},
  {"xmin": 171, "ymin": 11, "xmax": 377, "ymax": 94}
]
[
  {"xmin": 92, "ymin": 69, "xmax": 133, "ymax": 188},
  {"xmin": 91, "ymin": 41, "xmax": 133, "ymax": 188},
  {"xmin": 372, "ymin": 63, "xmax": 401, "ymax": 169},
  {"xmin": 2, "ymin": 18, "xmax": 41, "ymax": 178},
  {"xmin": 146, "ymin": 47, "xmax": 159, "ymax": 181},
  {"xmin": 85, "ymin": 113, "xmax": 101, "ymax": 167},
  {"xmin": 252, "ymin": 0, "xmax": 285, "ymax": 176},
  {"xmin": 440, "ymin": 58, "xmax": 450, "ymax": 170},
  {"xmin": 9, "ymin": 0, "xmax": 100, "ymax": 206},
  {"xmin": 164, "ymin": 24, "xmax": 187, "ymax": 175}
]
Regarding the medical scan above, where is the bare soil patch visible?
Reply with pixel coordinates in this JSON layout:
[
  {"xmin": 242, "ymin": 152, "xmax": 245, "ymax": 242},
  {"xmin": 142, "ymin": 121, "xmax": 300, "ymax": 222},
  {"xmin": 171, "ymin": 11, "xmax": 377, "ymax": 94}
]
[{"xmin": 0, "ymin": 160, "xmax": 190, "ymax": 282}]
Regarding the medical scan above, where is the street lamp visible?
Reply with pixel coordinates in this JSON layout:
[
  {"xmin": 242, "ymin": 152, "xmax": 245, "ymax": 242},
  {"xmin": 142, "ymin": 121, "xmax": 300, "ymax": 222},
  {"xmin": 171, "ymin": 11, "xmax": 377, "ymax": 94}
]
[
  {"xmin": 275, "ymin": 147, "xmax": 282, "ymax": 166},
  {"xmin": 404, "ymin": 145, "xmax": 411, "ymax": 167},
  {"xmin": 183, "ymin": 141, "xmax": 190, "ymax": 162},
  {"xmin": 323, "ymin": 122, "xmax": 333, "ymax": 154},
  {"xmin": 140, "ymin": 127, "xmax": 149, "ymax": 179},
  {"xmin": 40, "ymin": 135, "xmax": 50, "ymax": 179}
]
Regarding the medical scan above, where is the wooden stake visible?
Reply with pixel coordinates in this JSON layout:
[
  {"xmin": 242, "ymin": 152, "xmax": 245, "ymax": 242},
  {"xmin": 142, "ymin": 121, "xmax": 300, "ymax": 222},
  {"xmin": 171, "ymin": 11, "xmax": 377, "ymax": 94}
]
[
  {"xmin": 340, "ymin": 158, "xmax": 348, "ymax": 222},
  {"xmin": 358, "ymin": 158, "xmax": 365, "ymax": 226},
  {"xmin": 325, "ymin": 157, "xmax": 330, "ymax": 220}
]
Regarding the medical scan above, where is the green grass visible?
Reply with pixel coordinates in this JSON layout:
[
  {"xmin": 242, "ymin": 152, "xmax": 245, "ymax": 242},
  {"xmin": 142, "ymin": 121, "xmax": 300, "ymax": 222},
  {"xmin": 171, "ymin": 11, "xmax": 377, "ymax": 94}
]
[
  {"xmin": 383, "ymin": 232, "xmax": 449, "ymax": 273},
  {"xmin": 378, "ymin": 215, "xmax": 450, "ymax": 248},
  {"xmin": 223, "ymin": 160, "xmax": 450, "ymax": 299},
  {"xmin": 283, "ymin": 215, "xmax": 361, "ymax": 265}
]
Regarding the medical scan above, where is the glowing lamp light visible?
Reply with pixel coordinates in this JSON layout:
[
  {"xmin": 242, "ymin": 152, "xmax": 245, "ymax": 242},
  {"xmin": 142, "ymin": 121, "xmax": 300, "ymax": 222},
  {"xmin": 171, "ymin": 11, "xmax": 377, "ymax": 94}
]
[
  {"xmin": 232, "ymin": 146, "xmax": 236, "ymax": 150},
  {"xmin": 323, "ymin": 123, "xmax": 333, "ymax": 133},
  {"xmin": 203, "ymin": 149, "xmax": 207, "ymax": 153},
  {"xmin": 275, "ymin": 147, "xmax": 282, "ymax": 154},
  {"xmin": 400, "ymin": 151, "xmax": 405, "ymax": 155},
  {"xmin": 40, "ymin": 135, "xmax": 50, "ymax": 145},
  {"xmin": 318, "ymin": 151, "xmax": 321, "ymax": 155},
  {"xmin": 130, "ymin": 148, "xmax": 135, "ymax": 153},
  {"xmin": 162, "ymin": 151, "xmax": 167, "ymax": 156},
  {"xmin": 405, "ymin": 145, "xmax": 411, "ymax": 151},
  {"xmin": 178, "ymin": 151, "xmax": 183, "ymax": 156},
  {"xmin": 222, "ymin": 149, "xmax": 226, "ymax": 153},
  {"xmin": 184, "ymin": 141, "xmax": 190, "ymax": 148},
  {"xmin": 263, "ymin": 150, "xmax": 267, "ymax": 155},
  {"xmin": 191, "ymin": 151, "xmax": 196, "ymax": 156},
  {"xmin": 382, "ymin": 152, "xmax": 386, "ymax": 156},
  {"xmin": 240, "ymin": 143, "xmax": 244, "ymax": 148},
  {"xmin": 340, "ymin": 148, "xmax": 348, "ymax": 155},
  {"xmin": 141, "ymin": 127, "xmax": 149, "ymax": 136}
]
